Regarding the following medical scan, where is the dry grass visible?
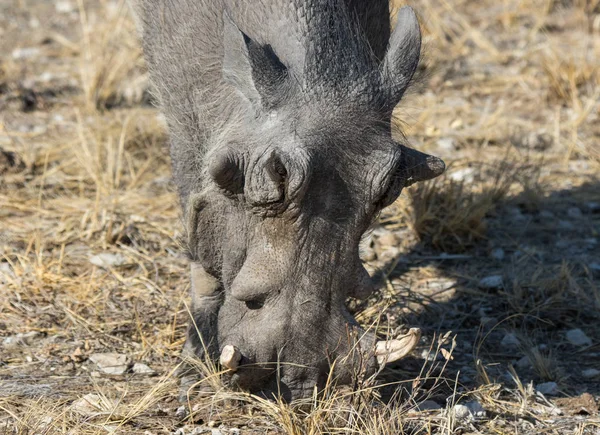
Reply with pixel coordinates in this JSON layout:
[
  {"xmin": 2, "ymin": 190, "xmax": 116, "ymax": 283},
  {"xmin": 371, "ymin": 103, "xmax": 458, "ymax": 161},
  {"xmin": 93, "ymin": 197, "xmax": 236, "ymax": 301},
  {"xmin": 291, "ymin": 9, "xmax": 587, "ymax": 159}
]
[{"xmin": 1, "ymin": 0, "xmax": 599, "ymax": 433}]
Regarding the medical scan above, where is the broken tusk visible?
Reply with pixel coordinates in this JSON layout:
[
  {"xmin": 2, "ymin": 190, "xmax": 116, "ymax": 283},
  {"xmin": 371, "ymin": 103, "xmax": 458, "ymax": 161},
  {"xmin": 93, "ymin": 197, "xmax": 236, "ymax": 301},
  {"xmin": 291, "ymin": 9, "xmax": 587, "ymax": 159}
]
[
  {"xmin": 375, "ymin": 328, "xmax": 421, "ymax": 366},
  {"xmin": 219, "ymin": 345, "xmax": 242, "ymax": 371}
]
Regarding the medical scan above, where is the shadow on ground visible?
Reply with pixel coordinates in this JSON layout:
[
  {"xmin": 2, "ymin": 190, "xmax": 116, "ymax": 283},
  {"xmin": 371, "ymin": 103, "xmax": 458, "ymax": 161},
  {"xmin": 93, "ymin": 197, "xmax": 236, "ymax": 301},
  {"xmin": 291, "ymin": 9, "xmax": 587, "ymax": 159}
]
[{"xmin": 358, "ymin": 179, "xmax": 600, "ymax": 405}]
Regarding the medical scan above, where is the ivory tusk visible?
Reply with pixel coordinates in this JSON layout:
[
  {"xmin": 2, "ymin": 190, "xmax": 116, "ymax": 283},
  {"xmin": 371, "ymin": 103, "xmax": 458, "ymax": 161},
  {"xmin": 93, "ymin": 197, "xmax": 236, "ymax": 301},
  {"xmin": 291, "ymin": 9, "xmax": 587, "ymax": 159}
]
[
  {"xmin": 375, "ymin": 328, "xmax": 421, "ymax": 366},
  {"xmin": 219, "ymin": 345, "xmax": 242, "ymax": 371}
]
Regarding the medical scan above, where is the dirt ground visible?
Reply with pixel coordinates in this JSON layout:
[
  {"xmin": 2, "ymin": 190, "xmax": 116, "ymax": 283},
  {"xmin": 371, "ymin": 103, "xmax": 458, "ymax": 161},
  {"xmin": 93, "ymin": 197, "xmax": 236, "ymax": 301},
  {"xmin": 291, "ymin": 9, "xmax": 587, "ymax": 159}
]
[{"xmin": 1, "ymin": 0, "xmax": 599, "ymax": 433}]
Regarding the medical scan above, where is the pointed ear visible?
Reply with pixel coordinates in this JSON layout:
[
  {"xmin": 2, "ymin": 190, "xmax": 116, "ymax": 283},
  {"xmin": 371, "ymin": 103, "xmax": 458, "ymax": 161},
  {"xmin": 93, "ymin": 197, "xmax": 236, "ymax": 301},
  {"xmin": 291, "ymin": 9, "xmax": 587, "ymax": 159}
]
[
  {"xmin": 222, "ymin": 11, "xmax": 288, "ymax": 110},
  {"xmin": 381, "ymin": 7, "xmax": 421, "ymax": 108},
  {"xmin": 399, "ymin": 144, "xmax": 445, "ymax": 186}
]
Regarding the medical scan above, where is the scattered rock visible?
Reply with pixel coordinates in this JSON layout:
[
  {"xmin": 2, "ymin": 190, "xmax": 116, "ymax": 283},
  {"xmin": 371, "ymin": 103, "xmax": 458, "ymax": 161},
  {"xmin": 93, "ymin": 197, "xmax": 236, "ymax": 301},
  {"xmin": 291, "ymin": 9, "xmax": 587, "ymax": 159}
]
[
  {"xmin": 436, "ymin": 137, "xmax": 456, "ymax": 151},
  {"xmin": 539, "ymin": 210, "xmax": 555, "ymax": 219},
  {"xmin": 478, "ymin": 275, "xmax": 503, "ymax": 289},
  {"xmin": 2, "ymin": 331, "xmax": 41, "ymax": 349},
  {"xmin": 566, "ymin": 328, "xmax": 592, "ymax": 347},
  {"xmin": 175, "ymin": 406, "xmax": 187, "ymax": 418},
  {"xmin": 589, "ymin": 263, "xmax": 600, "ymax": 272},
  {"xmin": 453, "ymin": 404, "xmax": 470, "ymax": 420},
  {"xmin": 537, "ymin": 382, "xmax": 559, "ymax": 396},
  {"xmin": 72, "ymin": 393, "xmax": 116, "ymax": 414},
  {"xmin": 453, "ymin": 401, "xmax": 486, "ymax": 421},
  {"xmin": 490, "ymin": 248, "xmax": 505, "ymax": 261},
  {"xmin": 12, "ymin": 47, "xmax": 40, "ymax": 60},
  {"xmin": 581, "ymin": 368, "xmax": 600, "ymax": 378},
  {"xmin": 132, "ymin": 363, "xmax": 155, "ymax": 376},
  {"xmin": 501, "ymin": 333, "xmax": 520, "ymax": 348},
  {"xmin": 449, "ymin": 167, "xmax": 476, "ymax": 183},
  {"xmin": 89, "ymin": 353, "xmax": 130, "ymax": 375},
  {"xmin": 89, "ymin": 253, "xmax": 126, "ymax": 269},
  {"xmin": 566, "ymin": 207, "xmax": 583, "ymax": 219},
  {"xmin": 55, "ymin": 0, "xmax": 74, "ymax": 13},
  {"xmin": 558, "ymin": 220, "xmax": 574, "ymax": 230},
  {"xmin": 516, "ymin": 355, "xmax": 532, "ymax": 369}
]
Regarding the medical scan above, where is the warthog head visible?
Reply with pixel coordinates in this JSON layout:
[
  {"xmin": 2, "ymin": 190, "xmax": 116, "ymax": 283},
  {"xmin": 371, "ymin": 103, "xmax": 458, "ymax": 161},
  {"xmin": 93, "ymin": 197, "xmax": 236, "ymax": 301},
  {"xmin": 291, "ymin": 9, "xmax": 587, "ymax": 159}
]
[
  {"xmin": 182, "ymin": 7, "xmax": 445, "ymax": 400},
  {"xmin": 135, "ymin": 0, "xmax": 445, "ymax": 400}
]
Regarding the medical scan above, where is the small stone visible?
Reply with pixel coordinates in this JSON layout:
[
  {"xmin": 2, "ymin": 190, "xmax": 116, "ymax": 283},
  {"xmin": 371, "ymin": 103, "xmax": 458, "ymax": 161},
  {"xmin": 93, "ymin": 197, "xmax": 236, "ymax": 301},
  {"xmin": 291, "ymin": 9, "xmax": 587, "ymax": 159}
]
[
  {"xmin": 175, "ymin": 406, "xmax": 186, "ymax": 418},
  {"xmin": 467, "ymin": 401, "xmax": 486, "ymax": 418},
  {"xmin": 478, "ymin": 275, "xmax": 503, "ymax": 289},
  {"xmin": 490, "ymin": 248, "xmax": 505, "ymax": 260},
  {"xmin": 72, "ymin": 393, "xmax": 116, "ymax": 414},
  {"xmin": 417, "ymin": 400, "xmax": 442, "ymax": 411},
  {"xmin": 537, "ymin": 382, "xmax": 559, "ymax": 396},
  {"xmin": 452, "ymin": 402, "xmax": 485, "ymax": 421},
  {"xmin": 539, "ymin": 210, "xmax": 555, "ymax": 219},
  {"xmin": 582, "ymin": 368, "xmax": 600, "ymax": 378},
  {"xmin": 589, "ymin": 263, "xmax": 600, "ymax": 272},
  {"xmin": 449, "ymin": 167, "xmax": 476, "ymax": 183},
  {"xmin": 567, "ymin": 207, "xmax": 583, "ymax": 219},
  {"xmin": 89, "ymin": 353, "xmax": 130, "ymax": 375},
  {"xmin": 12, "ymin": 47, "xmax": 40, "ymax": 60},
  {"xmin": 558, "ymin": 220, "xmax": 574, "ymax": 230},
  {"xmin": 566, "ymin": 328, "xmax": 592, "ymax": 347},
  {"xmin": 55, "ymin": 1, "xmax": 74, "ymax": 13},
  {"xmin": 436, "ymin": 137, "xmax": 456, "ymax": 151},
  {"xmin": 89, "ymin": 253, "xmax": 126, "ymax": 269},
  {"xmin": 132, "ymin": 363, "xmax": 155, "ymax": 376},
  {"xmin": 2, "ymin": 331, "xmax": 40, "ymax": 349},
  {"xmin": 453, "ymin": 404, "xmax": 470, "ymax": 420},
  {"xmin": 516, "ymin": 356, "xmax": 532, "ymax": 369},
  {"xmin": 501, "ymin": 333, "xmax": 520, "ymax": 348},
  {"xmin": 420, "ymin": 349, "xmax": 437, "ymax": 362}
]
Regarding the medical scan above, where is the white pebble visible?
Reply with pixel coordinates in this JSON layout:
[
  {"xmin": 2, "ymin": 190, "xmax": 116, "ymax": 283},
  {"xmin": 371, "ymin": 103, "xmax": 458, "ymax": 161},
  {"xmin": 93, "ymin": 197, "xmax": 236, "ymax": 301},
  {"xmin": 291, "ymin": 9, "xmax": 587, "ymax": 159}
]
[
  {"xmin": 537, "ymin": 382, "xmax": 558, "ymax": 396},
  {"xmin": 478, "ymin": 275, "xmax": 503, "ymax": 289},
  {"xmin": 12, "ymin": 47, "xmax": 40, "ymax": 60},
  {"xmin": 89, "ymin": 253, "xmax": 126, "ymax": 269}
]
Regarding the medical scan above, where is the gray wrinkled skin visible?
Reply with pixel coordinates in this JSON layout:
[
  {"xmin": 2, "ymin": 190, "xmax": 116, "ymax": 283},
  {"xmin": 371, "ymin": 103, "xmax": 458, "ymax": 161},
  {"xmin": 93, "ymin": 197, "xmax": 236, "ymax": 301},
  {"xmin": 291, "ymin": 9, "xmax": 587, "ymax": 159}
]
[{"xmin": 131, "ymin": 0, "xmax": 445, "ymax": 400}]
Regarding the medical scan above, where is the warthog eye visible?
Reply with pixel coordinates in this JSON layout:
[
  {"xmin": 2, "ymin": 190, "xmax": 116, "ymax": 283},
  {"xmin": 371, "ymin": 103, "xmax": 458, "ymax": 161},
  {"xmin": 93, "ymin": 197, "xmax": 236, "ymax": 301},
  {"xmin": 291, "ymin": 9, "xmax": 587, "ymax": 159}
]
[{"xmin": 245, "ymin": 299, "xmax": 264, "ymax": 310}]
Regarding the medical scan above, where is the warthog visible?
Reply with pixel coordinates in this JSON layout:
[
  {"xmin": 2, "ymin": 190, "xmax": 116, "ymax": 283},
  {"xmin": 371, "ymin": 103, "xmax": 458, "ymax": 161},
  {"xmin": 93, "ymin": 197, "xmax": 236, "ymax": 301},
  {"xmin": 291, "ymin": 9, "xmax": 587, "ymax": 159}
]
[{"xmin": 130, "ymin": 0, "xmax": 445, "ymax": 400}]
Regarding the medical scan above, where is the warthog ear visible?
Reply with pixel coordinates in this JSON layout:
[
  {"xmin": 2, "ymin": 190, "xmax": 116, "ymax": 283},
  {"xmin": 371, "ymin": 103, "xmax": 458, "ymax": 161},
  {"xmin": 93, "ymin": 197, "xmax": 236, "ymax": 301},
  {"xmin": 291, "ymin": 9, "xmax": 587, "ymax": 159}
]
[
  {"xmin": 399, "ymin": 144, "xmax": 445, "ymax": 186},
  {"xmin": 381, "ymin": 7, "xmax": 421, "ymax": 110},
  {"xmin": 222, "ymin": 11, "xmax": 289, "ymax": 111}
]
